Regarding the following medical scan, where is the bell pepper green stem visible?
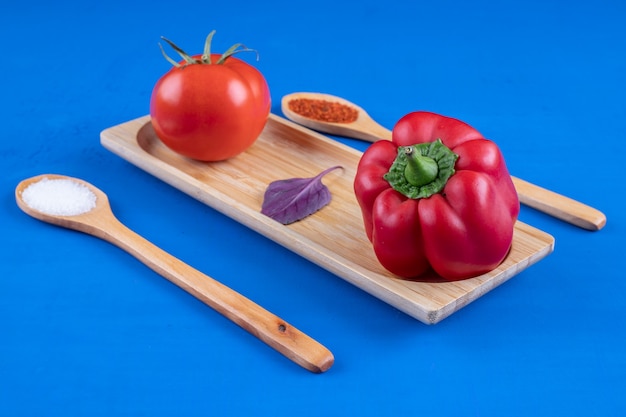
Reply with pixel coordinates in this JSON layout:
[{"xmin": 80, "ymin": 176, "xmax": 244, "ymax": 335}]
[
  {"xmin": 403, "ymin": 147, "xmax": 439, "ymax": 186},
  {"xmin": 383, "ymin": 139, "xmax": 459, "ymax": 199}
]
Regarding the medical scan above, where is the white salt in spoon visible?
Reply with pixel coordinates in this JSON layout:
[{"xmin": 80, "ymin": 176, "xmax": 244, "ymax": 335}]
[
  {"xmin": 15, "ymin": 174, "xmax": 334, "ymax": 373},
  {"xmin": 282, "ymin": 92, "xmax": 606, "ymax": 231}
]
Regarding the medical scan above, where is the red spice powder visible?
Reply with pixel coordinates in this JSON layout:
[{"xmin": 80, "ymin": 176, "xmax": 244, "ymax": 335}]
[{"xmin": 288, "ymin": 98, "xmax": 358, "ymax": 123}]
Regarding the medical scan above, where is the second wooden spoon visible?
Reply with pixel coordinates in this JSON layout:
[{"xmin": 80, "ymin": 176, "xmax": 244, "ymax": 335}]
[
  {"xmin": 282, "ymin": 92, "xmax": 606, "ymax": 231},
  {"xmin": 16, "ymin": 174, "xmax": 334, "ymax": 373}
]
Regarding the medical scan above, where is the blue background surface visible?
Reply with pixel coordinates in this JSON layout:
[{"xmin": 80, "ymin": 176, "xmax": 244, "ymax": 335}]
[{"xmin": 2, "ymin": 0, "xmax": 624, "ymax": 415}]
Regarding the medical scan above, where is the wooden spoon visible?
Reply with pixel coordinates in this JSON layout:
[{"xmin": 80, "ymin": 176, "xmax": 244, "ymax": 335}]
[
  {"xmin": 282, "ymin": 92, "xmax": 606, "ymax": 231},
  {"xmin": 15, "ymin": 174, "xmax": 334, "ymax": 373}
]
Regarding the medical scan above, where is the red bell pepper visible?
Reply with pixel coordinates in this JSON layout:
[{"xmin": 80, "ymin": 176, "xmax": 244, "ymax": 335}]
[{"xmin": 354, "ymin": 111, "xmax": 520, "ymax": 280}]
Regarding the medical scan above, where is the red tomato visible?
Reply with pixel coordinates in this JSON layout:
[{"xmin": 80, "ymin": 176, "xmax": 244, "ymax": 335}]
[{"xmin": 150, "ymin": 36, "xmax": 271, "ymax": 161}]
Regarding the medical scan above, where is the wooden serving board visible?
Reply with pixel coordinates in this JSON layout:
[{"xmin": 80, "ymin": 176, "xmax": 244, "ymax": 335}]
[{"xmin": 100, "ymin": 114, "xmax": 555, "ymax": 324}]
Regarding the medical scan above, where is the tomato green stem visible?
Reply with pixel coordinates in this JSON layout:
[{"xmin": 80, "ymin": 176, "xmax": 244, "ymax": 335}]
[
  {"xmin": 159, "ymin": 31, "xmax": 259, "ymax": 68},
  {"xmin": 201, "ymin": 30, "xmax": 216, "ymax": 62},
  {"xmin": 383, "ymin": 139, "xmax": 459, "ymax": 199}
]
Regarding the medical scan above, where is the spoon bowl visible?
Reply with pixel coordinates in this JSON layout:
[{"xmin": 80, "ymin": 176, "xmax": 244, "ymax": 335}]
[
  {"xmin": 16, "ymin": 174, "xmax": 113, "ymax": 235},
  {"xmin": 281, "ymin": 92, "xmax": 606, "ymax": 231},
  {"xmin": 281, "ymin": 92, "xmax": 392, "ymax": 142},
  {"xmin": 15, "ymin": 174, "xmax": 334, "ymax": 373}
]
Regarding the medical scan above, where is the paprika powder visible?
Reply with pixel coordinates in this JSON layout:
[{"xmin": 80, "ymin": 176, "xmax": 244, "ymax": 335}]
[
  {"xmin": 287, "ymin": 98, "xmax": 358, "ymax": 123},
  {"xmin": 354, "ymin": 111, "xmax": 520, "ymax": 280}
]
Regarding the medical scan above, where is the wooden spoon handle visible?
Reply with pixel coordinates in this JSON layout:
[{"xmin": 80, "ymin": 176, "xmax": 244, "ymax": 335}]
[
  {"xmin": 90, "ymin": 212, "xmax": 334, "ymax": 373},
  {"xmin": 511, "ymin": 177, "xmax": 606, "ymax": 231}
]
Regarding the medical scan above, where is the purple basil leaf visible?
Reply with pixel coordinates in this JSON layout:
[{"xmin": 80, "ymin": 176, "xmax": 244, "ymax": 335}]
[{"xmin": 261, "ymin": 166, "xmax": 342, "ymax": 225}]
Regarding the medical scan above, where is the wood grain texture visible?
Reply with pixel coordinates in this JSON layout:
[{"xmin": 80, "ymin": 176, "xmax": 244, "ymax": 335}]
[
  {"xmin": 101, "ymin": 114, "xmax": 555, "ymax": 324},
  {"xmin": 281, "ymin": 92, "xmax": 606, "ymax": 231},
  {"xmin": 16, "ymin": 174, "xmax": 334, "ymax": 373}
]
